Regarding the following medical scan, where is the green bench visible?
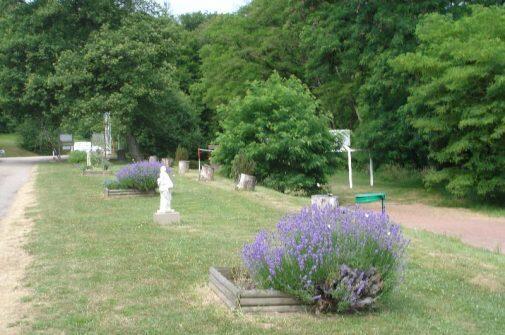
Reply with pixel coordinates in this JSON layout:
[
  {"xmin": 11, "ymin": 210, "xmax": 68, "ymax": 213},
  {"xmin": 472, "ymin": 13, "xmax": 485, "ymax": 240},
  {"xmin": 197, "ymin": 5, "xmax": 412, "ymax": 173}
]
[{"xmin": 355, "ymin": 192, "xmax": 386, "ymax": 213}]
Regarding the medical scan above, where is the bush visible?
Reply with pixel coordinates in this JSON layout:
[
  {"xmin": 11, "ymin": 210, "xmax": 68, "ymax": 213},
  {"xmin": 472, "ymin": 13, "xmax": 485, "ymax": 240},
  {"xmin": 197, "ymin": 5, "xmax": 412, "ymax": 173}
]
[
  {"xmin": 213, "ymin": 73, "xmax": 336, "ymax": 194},
  {"xmin": 115, "ymin": 161, "xmax": 165, "ymax": 191},
  {"xmin": 175, "ymin": 145, "xmax": 189, "ymax": 162},
  {"xmin": 103, "ymin": 179, "xmax": 121, "ymax": 190},
  {"xmin": 68, "ymin": 151, "xmax": 86, "ymax": 164},
  {"xmin": 17, "ymin": 119, "xmax": 58, "ymax": 154},
  {"xmin": 243, "ymin": 206, "xmax": 408, "ymax": 313},
  {"xmin": 90, "ymin": 151, "xmax": 110, "ymax": 170},
  {"xmin": 231, "ymin": 152, "xmax": 256, "ymax": 179}
]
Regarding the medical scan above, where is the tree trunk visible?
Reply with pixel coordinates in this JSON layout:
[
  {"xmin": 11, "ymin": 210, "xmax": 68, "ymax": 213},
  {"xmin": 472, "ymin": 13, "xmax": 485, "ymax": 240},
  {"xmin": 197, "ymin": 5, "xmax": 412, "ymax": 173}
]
[{"xmin": 126, "ymin": 132, "xmax": 143, "ymax": 161}]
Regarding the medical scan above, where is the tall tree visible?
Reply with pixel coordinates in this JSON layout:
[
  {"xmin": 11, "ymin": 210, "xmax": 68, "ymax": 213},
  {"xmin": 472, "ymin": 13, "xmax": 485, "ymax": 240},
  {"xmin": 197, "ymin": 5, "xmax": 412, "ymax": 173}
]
[
  {"xmin": 0, "ymin": 0, "xmax": 158, "ymax": 130},
  {"xmin": 298, "ymin": 0, "xmax": 504, "ymax": 167},
  {"xmin": 192, "ymin": 0, "xmax": 303, "ymax": 138},
  {"xmin": 393, "ymin": 5, "xmax": 505, "ymax": 199},
  {"xmin": 51, "ymin": 13, "xmax": 201, "ymax": 159}
]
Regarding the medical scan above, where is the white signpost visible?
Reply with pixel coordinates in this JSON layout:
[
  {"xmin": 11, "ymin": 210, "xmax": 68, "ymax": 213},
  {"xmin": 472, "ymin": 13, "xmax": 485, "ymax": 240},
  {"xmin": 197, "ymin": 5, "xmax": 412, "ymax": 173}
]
[{"xmin": 331, "ymin": 129, "xmax": 373, "ymax": 189}]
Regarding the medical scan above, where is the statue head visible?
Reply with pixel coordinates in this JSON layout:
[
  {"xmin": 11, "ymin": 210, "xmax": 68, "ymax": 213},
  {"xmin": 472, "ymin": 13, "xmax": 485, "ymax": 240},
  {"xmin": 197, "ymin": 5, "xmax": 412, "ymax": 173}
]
[{"xmin": 160, "ymin": 165, "xmax": 167, "ymax": 174}]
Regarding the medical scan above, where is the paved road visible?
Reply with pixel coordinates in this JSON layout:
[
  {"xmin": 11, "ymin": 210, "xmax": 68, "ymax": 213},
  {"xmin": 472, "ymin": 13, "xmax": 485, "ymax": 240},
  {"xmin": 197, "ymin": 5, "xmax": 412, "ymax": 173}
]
[{"xmin": 0, "ymin": 156, "xmax": 55, "ymax": 219}]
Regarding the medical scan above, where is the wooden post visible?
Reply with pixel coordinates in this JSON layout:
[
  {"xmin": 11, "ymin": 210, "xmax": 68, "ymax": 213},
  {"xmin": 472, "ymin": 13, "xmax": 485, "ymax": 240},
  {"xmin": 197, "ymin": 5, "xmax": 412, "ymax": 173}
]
[
  {"xmin": 198, "ymin": 148, "xmax": 201, "ymax": 180},
  {"xmin": 347, "ymin": 148, "xmax": 353, "ymax": 189},
  {"xmin": 369, "ymin": 154, "xmax": 374, "ymax": 187}
]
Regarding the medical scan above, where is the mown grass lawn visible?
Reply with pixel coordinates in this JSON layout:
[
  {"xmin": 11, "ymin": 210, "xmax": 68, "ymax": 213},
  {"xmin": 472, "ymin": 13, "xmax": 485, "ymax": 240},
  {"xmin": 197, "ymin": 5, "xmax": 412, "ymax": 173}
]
[
  {"xmin": 0, "ymin": 133, "xmax": 37, "ymax": 157},
  {"xmin": 23, "ymin": 163, "xmax": 504, "ymax": 334}
]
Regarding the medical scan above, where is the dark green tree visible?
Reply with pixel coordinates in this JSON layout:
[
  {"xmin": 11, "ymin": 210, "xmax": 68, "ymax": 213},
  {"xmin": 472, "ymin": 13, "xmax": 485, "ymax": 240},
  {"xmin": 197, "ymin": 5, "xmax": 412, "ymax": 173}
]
[
  {"xmin": 298, "ymin": 0, "xmax": 504, "ymax": 167},
  {"xmin": 51, "ymin": 14, "xmax": 201, "ymax": 159},
  {"xmin": 392, "ymin": 5, "xmax": 505, "ymax": 199}
]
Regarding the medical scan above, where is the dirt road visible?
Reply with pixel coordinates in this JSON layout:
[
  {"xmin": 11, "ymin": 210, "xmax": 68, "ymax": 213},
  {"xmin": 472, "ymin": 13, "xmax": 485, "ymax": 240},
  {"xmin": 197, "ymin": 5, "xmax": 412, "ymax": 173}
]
[{"xmin": 0, "ymin": 157, "xmax": 52, "ymax": 333}]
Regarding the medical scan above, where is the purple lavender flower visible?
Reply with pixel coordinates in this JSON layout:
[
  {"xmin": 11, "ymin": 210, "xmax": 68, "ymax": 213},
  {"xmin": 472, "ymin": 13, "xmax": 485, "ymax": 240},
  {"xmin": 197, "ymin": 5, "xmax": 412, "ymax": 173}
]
[
  {"xmin": 115, "ymin": 161, "xmax": 166, "ymax": 191},
  {"xmin": 242, "ymin": 205, "xmax": 409, "ymax": 307}
]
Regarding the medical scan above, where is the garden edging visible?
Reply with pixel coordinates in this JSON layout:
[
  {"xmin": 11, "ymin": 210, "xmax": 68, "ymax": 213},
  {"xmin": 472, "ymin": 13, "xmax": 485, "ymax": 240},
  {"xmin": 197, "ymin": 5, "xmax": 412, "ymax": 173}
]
[{"xmin": 209, "ymin": 267, "xmax": 306, "ymax": 313}]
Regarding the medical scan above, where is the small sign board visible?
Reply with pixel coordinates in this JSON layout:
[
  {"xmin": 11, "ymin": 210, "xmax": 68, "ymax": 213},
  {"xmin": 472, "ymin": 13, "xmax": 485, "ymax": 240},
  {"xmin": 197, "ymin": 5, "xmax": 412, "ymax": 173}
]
[
  {"xmin": 59, "ymin": 134, "xmax": 73, "ymax": 143},
  {"xmin": 74, "ymin": 141, "xmax": 92, "ymax": 152}
]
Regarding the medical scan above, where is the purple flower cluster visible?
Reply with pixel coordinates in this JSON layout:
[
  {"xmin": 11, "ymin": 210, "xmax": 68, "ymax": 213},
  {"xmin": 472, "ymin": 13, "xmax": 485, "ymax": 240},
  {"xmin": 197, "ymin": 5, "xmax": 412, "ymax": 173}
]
[
  {"xmin": 243, "ymin": 205, "xmax": 408, "ymax": 300},
  {"xmin": 115, "ymin": 161, "xmax": 166, "ymax": 191}
]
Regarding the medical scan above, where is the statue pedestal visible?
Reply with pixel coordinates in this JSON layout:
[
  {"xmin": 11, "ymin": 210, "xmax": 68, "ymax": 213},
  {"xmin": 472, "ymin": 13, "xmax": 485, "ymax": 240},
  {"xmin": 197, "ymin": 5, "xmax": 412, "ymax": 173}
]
[{"xmin": 154, "ymin": 211, "xmax": 180, "ymax": 225}]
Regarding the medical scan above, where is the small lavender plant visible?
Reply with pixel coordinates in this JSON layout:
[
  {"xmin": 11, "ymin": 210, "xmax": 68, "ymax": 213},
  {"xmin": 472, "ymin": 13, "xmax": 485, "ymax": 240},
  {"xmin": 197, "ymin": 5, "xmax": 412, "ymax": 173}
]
[
  {"xmin": 242, "ymin": 205, "xmax": 409, "ymax": 312},
  {"xmin": 113, "ymin": 161, "xmax": 165, "ymax": 191}
]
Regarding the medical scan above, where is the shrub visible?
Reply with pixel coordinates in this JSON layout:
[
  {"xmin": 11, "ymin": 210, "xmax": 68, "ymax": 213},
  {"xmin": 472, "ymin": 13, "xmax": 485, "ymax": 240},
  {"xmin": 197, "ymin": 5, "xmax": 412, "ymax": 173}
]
[
  {"xmin": 242, "ymin": 205, "xmax": 408, "ymax": 313},
  {"xmin": 175, "ymin": 145, "xmax": 189, "ymax": 162},
  {"xmin": 89, "ymin": 151, "xmax": 110, "ymax": 170},
  {"xmin": 115, "ymin": 161, "xmax": 165, "ymax": 191},
  {"xmin": 68, "ymin": 151, "xmax": 86, "ymax": 164},
  {"xmin": 213, "ymin": 72, "xmax": 336, "ymax": 194},
  {"xmin": 103, "ymin": 179, "xmax": 121, "ymax": 190},
  {"xmin": 17, "ymin": 119, "xmax": 58, "ymax": 154},
  {"xmin": 231, "ymin": 152, "xmax": 256, "ymax": 179}
]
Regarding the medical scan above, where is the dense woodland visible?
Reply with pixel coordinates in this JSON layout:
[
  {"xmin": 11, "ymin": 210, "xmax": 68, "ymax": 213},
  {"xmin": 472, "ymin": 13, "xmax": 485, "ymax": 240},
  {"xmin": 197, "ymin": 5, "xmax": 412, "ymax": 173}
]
[{"xmin": 1, "ymin": 0, "xmax": 504, "ymax": 199}]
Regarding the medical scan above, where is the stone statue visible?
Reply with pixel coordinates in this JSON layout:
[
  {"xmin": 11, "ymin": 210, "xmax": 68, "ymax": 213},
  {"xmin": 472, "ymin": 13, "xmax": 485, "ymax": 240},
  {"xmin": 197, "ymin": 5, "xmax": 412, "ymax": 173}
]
[{"xmin": 157, "ymin": 166, "xmax": 174, "ymax": 213}]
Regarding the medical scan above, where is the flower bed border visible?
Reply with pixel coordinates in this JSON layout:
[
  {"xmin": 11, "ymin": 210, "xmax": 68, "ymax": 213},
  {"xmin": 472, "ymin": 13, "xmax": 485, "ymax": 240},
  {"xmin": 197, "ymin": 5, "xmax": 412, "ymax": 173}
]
[
  {"xmin": 209, "ymin": 267, "xmax": 306, "ymax": 313},
  {"xmin": 103, "ymin": 188, "xmax": 156, "ymax": 197},
  {"xmin": 83, "ymin": 170, "xmax": 113, "ymax": 176}
]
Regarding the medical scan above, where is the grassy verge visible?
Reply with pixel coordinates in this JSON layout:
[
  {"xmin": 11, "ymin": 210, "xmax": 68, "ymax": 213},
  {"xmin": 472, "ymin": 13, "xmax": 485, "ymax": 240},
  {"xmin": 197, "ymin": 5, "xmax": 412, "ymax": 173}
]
[
  {"xmin": 0, "ymin": 133, "xmax": 37, "ymax": 157},
  {"xmin": 23, "ymin": 163, "xmax": 504, "ymax": 334}
]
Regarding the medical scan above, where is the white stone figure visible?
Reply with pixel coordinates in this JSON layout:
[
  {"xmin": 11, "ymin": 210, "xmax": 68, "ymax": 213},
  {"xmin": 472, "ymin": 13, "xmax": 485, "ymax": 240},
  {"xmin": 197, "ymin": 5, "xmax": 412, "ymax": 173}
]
[{"xmin": 157, "ymin": 166, "xmax": 174, "ymax": 213}]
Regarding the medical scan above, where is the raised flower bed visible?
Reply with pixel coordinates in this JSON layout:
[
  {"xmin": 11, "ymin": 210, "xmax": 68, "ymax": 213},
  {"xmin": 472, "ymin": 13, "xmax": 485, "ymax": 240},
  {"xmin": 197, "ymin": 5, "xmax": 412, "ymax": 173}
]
[
  {"xmin": 103, "ymin": 188, "xmax": 156, "ymax": 197},
  {"xmin": 209, "ymin": 267, "xmax": 305, "ymax": 313},
  {"xmin": 103, "ymin": 161, "xmax": 164, "ymax": 197},
  {"xmin": 211, "ymin": 205, "xmax": 409, "ymax": 314}
]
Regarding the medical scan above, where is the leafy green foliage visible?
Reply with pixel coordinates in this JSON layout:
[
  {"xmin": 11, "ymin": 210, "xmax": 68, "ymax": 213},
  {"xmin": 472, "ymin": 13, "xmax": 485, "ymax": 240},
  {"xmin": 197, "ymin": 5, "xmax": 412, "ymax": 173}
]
[
  {"xmin": 192, "ymin": 0, "xmax": 303, "ymax": 137},
  {"xmin": 0, "ymin": 0, "xmax": 156, "ymax": 127},
  {"xmin": 17, "ymin": 118, "xmax": 58, "ymax": 154},
  {"xmin": 392, "ymin": 5, "xmax": 505, "ymax": 199},
  {"xmin": 175, "ymin": 145, "xmax": 189, "ymax": 161},
  {"xmin": 213, "ymin": 73, "xmax": 335, "ymax": 194},
  {"xmin": 51, "ymin": 14, "xmax": 201, "ymax": 158},
  {"xmin": 231, "ymin": 152, "xmax": 256, "ymax": 179},
  {"xmin": 68, "ymin": 151, "xmax": 86, "ymax": 164},
  {"xmin": 298, "ymin": 0, "xmax": 503, "ymax": 167}
]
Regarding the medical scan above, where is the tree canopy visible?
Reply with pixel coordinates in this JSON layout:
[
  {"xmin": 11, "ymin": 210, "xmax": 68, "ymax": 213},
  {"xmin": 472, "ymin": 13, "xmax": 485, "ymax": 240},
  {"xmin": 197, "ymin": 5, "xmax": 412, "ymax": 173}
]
[
  {"xmin": 1, "ymin": 0, "xmax": 504, "ymax": 199},
  {"xmin": 393, "ymin": 5, "xmax": 505, "ymax": 199}
]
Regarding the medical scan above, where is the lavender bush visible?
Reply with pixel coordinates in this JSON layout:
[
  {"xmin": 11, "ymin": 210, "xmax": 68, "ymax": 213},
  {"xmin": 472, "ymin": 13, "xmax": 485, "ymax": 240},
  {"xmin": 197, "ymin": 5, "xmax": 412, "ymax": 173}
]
[
  {"xmin": 242, "ymin": 205, "xmax": 409, "ymax": 313},
  {"xmin": 112, "ymin": 161, "xmax": 165, "ymax": 191}
]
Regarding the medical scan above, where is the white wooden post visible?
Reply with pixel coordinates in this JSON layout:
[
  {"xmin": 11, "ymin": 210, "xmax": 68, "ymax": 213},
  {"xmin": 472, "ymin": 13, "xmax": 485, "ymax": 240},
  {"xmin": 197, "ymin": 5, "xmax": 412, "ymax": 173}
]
[
  {"xmin": 347, "ymin": 148, "xmax": 353, "ymax": 189},
  {"xmin": 369, "ymin": 154, "xmax": 374, "ymax": 187}
]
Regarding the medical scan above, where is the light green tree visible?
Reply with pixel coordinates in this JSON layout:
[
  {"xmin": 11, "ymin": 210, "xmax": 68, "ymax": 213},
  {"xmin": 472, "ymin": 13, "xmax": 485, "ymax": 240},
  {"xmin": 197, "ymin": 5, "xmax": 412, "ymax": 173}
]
[{"xmin": 213, "ymin": 73, "xmax": 336, "ymax": 194}]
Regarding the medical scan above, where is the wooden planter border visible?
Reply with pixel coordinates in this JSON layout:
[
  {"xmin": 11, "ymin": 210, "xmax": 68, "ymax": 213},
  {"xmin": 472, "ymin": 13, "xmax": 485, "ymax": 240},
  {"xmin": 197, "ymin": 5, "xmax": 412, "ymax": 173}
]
[
  {"xmin": 209, "ymin": 267, "xmax": 306, "ymax": 313},
  {"xmin": 83, "ymin": 170, "xmax": 113, "ymax": 176},
  {"xmin": 104, "ymin": 188, "xmax": 156, "ymax": 197}
]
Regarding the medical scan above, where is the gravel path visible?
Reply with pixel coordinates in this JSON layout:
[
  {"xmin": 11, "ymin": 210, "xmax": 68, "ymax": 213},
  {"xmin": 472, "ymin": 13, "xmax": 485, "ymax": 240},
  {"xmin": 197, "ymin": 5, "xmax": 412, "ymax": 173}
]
[{"xmin": 365, "ymin": 202, "xmax": 505, "ymax": 254}]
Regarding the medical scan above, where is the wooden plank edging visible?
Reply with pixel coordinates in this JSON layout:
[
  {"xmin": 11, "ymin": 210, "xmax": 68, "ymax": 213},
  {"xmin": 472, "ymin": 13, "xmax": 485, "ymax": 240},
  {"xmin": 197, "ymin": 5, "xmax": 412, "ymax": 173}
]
[{"xmin": 209, "ymin": 267, "xmax": 306, "ymax": 313}]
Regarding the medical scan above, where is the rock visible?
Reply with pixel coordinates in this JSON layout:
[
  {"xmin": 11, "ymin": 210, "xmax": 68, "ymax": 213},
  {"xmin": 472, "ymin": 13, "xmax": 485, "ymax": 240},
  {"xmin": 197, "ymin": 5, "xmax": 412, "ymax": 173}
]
[
  {"xmin": 199, "ymin": 164, "xmax": 214, "ymax": 181},
  {"xmin": 311, "ymin": 194, "xmax": 339, "ymax": 209},
  {"xmin": 236, "ymin": 173, "xmax": 256, "ymax": 191},
  {"xmin": 178, "ymin": 160, "xmax": 189, "ymax": 175}
]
